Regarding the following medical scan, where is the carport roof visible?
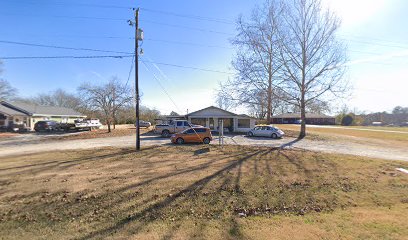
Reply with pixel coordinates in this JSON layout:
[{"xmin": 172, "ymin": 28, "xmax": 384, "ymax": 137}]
[
  {"xmin": 1, "ymin": 101, "xmax": 86, "ymax": 117},
  {"xmin": 0, "ymin": 104, "xmax": 27, "ymax": 116}
]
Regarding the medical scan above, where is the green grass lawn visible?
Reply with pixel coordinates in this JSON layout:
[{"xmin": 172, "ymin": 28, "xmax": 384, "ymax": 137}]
[{"xmin": 0, "ymin": 145, "xmax": 407, "ymax": 239}]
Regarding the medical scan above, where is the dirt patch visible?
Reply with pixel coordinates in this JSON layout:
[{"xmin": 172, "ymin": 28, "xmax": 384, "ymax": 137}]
[{"xmin": 0, "ymin": 133, "xmax": 19, "ymax": 138}]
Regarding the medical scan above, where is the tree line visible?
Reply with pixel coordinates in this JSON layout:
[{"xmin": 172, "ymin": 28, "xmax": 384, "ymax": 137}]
[
  {"xmin": 337, "ymin": 106, "xmax": 408, "ymax": 126},
  {"xmin": 0, "ymin": 63, "xmax": 159, "ymax": 132},
  {"xmin": 217, "ymin": 0, "xmax": 348, "ymax": 138}
]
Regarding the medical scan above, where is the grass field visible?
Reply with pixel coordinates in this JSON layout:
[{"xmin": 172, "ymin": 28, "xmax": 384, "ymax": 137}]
[
  {"xmin": 275, "ymin": 124, "xmax": 408, "ymax": 143},
  {"xmin": 1, "ymin": 145, "xmax": 408, "ymax": 239}
]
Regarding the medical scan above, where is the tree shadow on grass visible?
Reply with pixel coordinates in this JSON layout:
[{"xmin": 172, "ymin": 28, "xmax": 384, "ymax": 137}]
[
  {"xmin": 76, "ymin": 149, "xmax": 263, "ymax": 239},
  {"xmin": 1, "ymin": 145, "xmax": 348, "ymax": 240}
]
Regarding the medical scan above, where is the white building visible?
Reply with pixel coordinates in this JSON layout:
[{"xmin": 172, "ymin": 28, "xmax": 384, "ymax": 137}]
[{"xmin": 186, "ymin": 106, "xmax": 255, "ymax": 133}]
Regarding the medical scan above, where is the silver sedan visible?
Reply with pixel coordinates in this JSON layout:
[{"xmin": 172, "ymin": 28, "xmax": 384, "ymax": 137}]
[{"xmin": 247, "ymin": 125, "xmax": 285, "ymax": 139}]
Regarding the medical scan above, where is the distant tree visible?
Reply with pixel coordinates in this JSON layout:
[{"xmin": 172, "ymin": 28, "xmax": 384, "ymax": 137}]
[
  {"xmin": 115, "ymin": 105, "xmax": 160, "ymax": 125},
  {"xmin": 0, "ymin": 79, "xmax": 17, "ymax": 101},
  {"xmin": 392, "ymin": 106, "xmax": 408, "ymax": 115},
  {"xmin": 30, "ymin": 89, "xmax": 82, "ymax": 110},
  {"xmin": 169, "ymin": 111, "xmax": 180, "ymax": 116},
  {"xmin": 78, "ymin": 77, "xmax": 133, "ymax": 132},
  {"xmin": 215, "ymin": 87, "xmax": 234, "ymax": 111},
  {"xmin": 0, "ymin": 61, "xmax": 17, "ymax": 101},
  {"xmin": 341, "ymin": 115, "xmax": 353, "ymax": 126}
]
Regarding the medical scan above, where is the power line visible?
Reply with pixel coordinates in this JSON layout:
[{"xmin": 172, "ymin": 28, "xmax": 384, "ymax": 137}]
[
  {"xmin": 0, "ymin": 40, "xmax": 132, "ymax": 54},
  {"xmin": 140, "ymin": 60, "xmax": 235, "ymax": 75},
  {"xmin": 0, "ymin": 12, "xmax": 128, "ymax": 21},
  {"xmin": 140, "ymin": 7, "xmax": 234, "ymax": 25},
  {"xmin": 1, "ymin": 0, "xmax": 132, "ymax": 10},
  {"xmin": 125, "ymin": 55, "xmax": 135, "ymax": 89},
  {"xmin": 342, "ymin": 38, "xmax": 408, "ymax": 50},
  {"xmin": 141, "ymin": 19, "xmax": 234, "ymax": 35},
  {"xmin": 141, "ymin": 59, "xmax": 183, "ymax": 113},
  {"xmin": 144, "ymin": 38, "xmax": 233, "ymax": 49},
  {"xmin": 0, "ymin": 55, "xmax": 133, "ymax": 59}
]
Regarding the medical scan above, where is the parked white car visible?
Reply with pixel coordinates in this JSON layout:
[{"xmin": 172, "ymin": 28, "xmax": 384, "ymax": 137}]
[{"xmin": 247, "ymin": 125, "xmax": 285, "ymax": 139}]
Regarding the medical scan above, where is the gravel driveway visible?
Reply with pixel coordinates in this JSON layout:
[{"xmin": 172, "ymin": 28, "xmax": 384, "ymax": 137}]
[{"xmin": 1, "ymin": 133, "xmax": 407, "ymax": 161}]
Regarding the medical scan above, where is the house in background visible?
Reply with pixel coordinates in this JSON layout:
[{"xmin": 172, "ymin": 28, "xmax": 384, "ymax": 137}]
[
  {"xmin": 271, "ymin": 113, "xmax": 335, "ymax": 125},
  {"xmin": 0, "ymin": 101, "xmax": 86, "ymax": 130},
  {"xmin": 186, "ymin": 106, "xmax": 255, "ymax": 133}
]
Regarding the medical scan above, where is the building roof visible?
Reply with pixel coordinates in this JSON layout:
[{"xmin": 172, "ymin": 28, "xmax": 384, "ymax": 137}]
[
  {"xmin": 0, "ymin": 104, "xmax": 27, "ymax": 116},
  {"xmin": 272, "ymin": 113, "xmax": 334, "ymax": 119},
  {"xmin": 186, "ymin": 106, "xmax": 254, "ymax": 119},
  {"xmin": 1, "ymin": 101, "xmax": 86, "ymax": 117}
]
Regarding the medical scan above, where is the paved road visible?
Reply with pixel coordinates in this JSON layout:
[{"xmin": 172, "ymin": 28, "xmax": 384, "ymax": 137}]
[{"xmin": 1, "ymin": 133, "xmax": 407, "ymax": 161}]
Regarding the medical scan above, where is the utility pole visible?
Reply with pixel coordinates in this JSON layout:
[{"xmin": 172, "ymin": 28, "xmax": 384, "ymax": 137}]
[
  {"xmin": 131, "ymin": 8, "xmax": 143, "ymax": 151},
  {"xmin": 135, "ymin": 8, "xmax": 140, "ymax": 150}
]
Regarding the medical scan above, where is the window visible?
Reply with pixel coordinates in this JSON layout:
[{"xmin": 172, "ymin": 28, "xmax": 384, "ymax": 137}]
[
  {"xmin": 177, "ymin": 121, "xmax": 183, "ymax": 126},
  {"xmin": 184, "ymin": 121, "xmax": 190, "ymax": 127},
  {"xmin": 238, "ymin": 119, "xmax": 250, "ymax": 128},
  {"xmin": 184, "ymin": 129, "xmax": 194, "ymax": 134},
  {"xmin": 194, "ymin": 128, "xmax": 206, "ymax": 133},
  {"xmin": 190, "ymin": 118, "xmax": 206, "ymax": 126}
]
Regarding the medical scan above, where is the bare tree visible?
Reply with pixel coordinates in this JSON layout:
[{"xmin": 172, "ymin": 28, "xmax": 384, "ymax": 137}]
[
  {"xmin": 278, "ymin": 0, "xmax": 347, "ymax": 138},
  {"xmin": 78, "ymin": 77, "xmax": 133, "ymax": 132},
  {"xmin": 0, "ymin": 61, "xmax": 17, "ymax": 101},
  {"xmin": 30, "ymin": 89, "xmax": 82, "ymax": 110},
  {"xmin": 218, "ymin": 0, "xmax": 284, "ymax": 122},
  {"xmin": 215, "ymin": 85, "xmax": 234, "ymax": 111}
]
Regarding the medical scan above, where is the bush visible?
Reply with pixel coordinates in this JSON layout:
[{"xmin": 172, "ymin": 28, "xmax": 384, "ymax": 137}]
[{"xmin": 341, "ymin": 115, "xmax": 353, "ymax": 126}]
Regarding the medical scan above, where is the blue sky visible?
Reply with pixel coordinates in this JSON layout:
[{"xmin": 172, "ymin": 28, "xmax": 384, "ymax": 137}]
[{"xmin": 0, "ymin": 0, "xmax": 407, "ymax": 115}]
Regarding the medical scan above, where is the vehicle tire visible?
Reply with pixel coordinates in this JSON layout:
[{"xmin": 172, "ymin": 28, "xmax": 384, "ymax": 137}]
[
  {"xmin": 203, "ymin": 137, "xmax": 210, "ymax": 144},
  {"xmin": 162, "ymin": 130, "xmax": 170, "ymax": 137},
  {"xmin": 271, "ymin": 133, "xmax": 278, "ymax": 139},
  {"xmin": 247, "ymin": 132, "xmax": 254, "ymax": 137},
  {"xmin": 176, "ymin": 138, "xmax": 184, "ymax": 144}
]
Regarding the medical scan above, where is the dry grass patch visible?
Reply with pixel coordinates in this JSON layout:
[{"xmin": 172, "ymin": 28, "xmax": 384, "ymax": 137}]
[
  {"xmin": 276, "ymin": 124, "xmax": 408, "ymax": 144},
  {"xmin": 0, "ymin": 145, "xmax": 407, "ymax": 239}
]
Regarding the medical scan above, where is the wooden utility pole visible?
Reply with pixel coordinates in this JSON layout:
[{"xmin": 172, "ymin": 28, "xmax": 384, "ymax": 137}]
[{"xmin": 135, "ymin": 8, "xmax": 140, "ymax": 151}]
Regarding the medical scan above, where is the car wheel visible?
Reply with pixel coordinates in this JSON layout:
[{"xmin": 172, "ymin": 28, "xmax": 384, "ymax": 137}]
[
  {"xmin": 248, "ymin": 132, "xmax": 254, "ymax": 137},
  {"xmin": 271, "ymin": 133, "xmax": 278, "ymax": 139},
  {"xmin": 162, "ymin": 130, "xmax": 170, "ymax": 137},
  {"xmin": 176, "ymin": 138, "xmax": 184, "ymax": 144},
  {"xmin": 203, "ymin": 137, "xmax": 210, "ymax": 144}
]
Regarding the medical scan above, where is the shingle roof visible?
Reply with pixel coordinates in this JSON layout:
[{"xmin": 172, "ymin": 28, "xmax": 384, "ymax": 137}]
[
  {"xmin": 0, "ymin": 104, "xmax": 27, "ymax": 116},
  {"xmin": 1, "ymin": 101, "xmax": 86, "ymax": 117},
  {"xmin": 272, "ymin": 113, "xmax": 334, "ymax": 119},
  {"xmin": 186, "ymin": 106, "xmax": 255, "ymax": 119},
  {"xmin": 186, "ymin": 106, "xmax": 238, "ymax": 117}
]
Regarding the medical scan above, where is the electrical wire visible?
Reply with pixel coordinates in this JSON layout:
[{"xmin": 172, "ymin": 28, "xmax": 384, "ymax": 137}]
[
  {"xmin": 140, "ymin": 59, "xmax": 182, "ymax": 113},
  {"xmin": 141, "ymin": 19, "xmax": 234, "ymax": 35},
  {"xmin": 0, "ymin": 55, "xmax": 133, "ymax": 59},
  {"xmin": 0, "ymin": 0, "xmax": 132, "ymax": 10},
  {"xmin": 144, "ymin": 38, "xmax": 232, "ymax": 49},
  {"xmin": 140, "ymin": 7, "xmax": 234, "ymax": 25},
  {"xmin": 140, "ymin": 60, "xmax": 235, "ymax": 75},
  {"xmin": 0, "ymin": 40, "xmax": 133, "ymax": 54},
  {"xmin": 125, "ymin": 55, "xmax": 135, "ymax": 89}
]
